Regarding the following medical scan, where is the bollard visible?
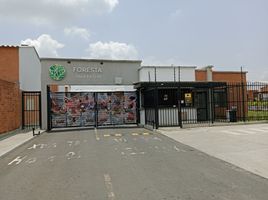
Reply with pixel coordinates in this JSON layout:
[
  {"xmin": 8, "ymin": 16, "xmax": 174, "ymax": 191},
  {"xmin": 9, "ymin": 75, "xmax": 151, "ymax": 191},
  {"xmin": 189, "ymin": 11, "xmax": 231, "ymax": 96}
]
[{"xmin": 32, "ymin": 128, "xmax": 35, "ymax": 136}]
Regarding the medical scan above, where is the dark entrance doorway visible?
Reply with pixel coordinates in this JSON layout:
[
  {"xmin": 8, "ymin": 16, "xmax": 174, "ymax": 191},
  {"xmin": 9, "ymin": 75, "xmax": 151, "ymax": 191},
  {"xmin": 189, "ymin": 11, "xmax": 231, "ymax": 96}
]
[
  {"xmin": 22, "ymin": 91, "xmax": 42, "ymax": 129},
  {"xmin": 195, "ymin": 91, "xmax": 209, "ymax": 121}
]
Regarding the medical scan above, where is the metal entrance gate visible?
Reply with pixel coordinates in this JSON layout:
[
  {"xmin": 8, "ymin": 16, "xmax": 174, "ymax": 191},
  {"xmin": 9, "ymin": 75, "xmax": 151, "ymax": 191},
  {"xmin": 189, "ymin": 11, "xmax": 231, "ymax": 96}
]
[
  {"xmin": 22, "ymin": 91, "xmax": 42, "ymax": 129},
  {"xmin": 142, "ymin": 82, "xmax": 268, "ymax": 129},
  {"xmin": 48, "ymin": 90, "xmax": 138, "ymax": 130}
]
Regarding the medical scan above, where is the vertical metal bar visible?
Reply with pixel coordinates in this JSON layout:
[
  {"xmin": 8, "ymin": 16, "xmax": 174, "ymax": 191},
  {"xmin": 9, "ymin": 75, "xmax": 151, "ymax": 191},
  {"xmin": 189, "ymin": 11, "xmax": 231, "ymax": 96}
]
[
  {"xmin": 95, "ymin": 92, "xmax": 98, "ymax": 128},
  {"xmin": 22, "ymin": 92, "xmax": 25, "ymax": 129},
  {"xmin": 136, "ymin": 90, "xmax": 140, "ymax": 125},
  {"xmin": 47, "ymin": 86, "xmax": 51, "ymax": 131},
  {"xmin": 241, "ymin": 67, "xmax": 246, "ymax": 122},
  {"xmin": 177, "ymin": 86, "xmax": 182, "ymax": 128},
  {"xmin": 39, "ymin": 92, "xmax": 42, "ymax": 128},
  {"xmin": 154, "ymin": 85, "xmax": 159, "ymax": 129},
  {"xmin": 173, "ymin": 67, "xmax": 176, "ymax": 82},
  {"xmin": 154, "ymin": 67, "xmax": 157, "ymax": 82}
]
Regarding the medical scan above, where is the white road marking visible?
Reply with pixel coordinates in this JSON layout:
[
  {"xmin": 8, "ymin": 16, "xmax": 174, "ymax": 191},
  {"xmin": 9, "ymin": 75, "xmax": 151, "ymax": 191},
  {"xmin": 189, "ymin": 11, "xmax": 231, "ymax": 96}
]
[
  {"xmin": 66, "ymin": 152, "xmax": 76, "ymax": 160},
  {"xmin": 139, "ymin": 152, "xmax": 145, "ymax": 155},
  {"xmin": 174, "ymin": 146, "xmax": 186, "ymax": 152},
  {"xmin": 26, "ymin": 157, "xmax": 37, "ymax": 164},
  {"xmin": 114, "ymin": 138, "xmax": 119, "ymax": 143},
  {"xmin": 249, "ymin": 128, "xmax": 267, "ymax": 133},
  {"xmin": 8, "ymin": 156, "xmax": 27, "ymax": 166},
  {"xmin": 123, "ymin": 138, "xmax": 128, "ymax": 143},
  {"xmin": 48, "ymin": 156, "xmax": 55, "ymax": 162},
  {"xmin": 132, "ymin": 133, "xmax": 139, "ymax": 136},
  {"xmin": 174, "ymin": 146, "xmax": 180, "ymax": 152},
  {"xmin": 130, "ymin": 152, "xmax": 137, "ymax": 155},
  {"xmin": 125, "ymin": 147, "xmax": 132, "ymax": 150},
  {"xmin": 154, "ymin": 146, "xmax": 159, "ymax": 149},
  {"xmin": 39, "ymin": 144, "xmax": 47, "ymax": 149},
  {"xmin": 221, "ymin": 130, "xmax": 243, "ymax": 135},
  {"xmin": 115, "ymin": 134, "xmax": 122, "ymax": 137},
  {"xmin": 74, "ymin": 140, "xmax": 81, "ymax": 146},
  {"xmin": 67, "ymin": 141, "xmax": 73, "ymax": 146},
  {"xmin": 28, "ymin": 144, "xmax": 38, "ymax": 149},
  {"xmin": 121, "ymin": 152, "xmax": 125, "ymax": 155},
  {"xmin": 104, "ymin": 134, "xmax": 110, "ymax": 137},
  {"xmin": 104, "ymin": 174, "xmax": 116, "ymax": 200},
  {"xmin": 236, "ymin": 129, "xmax": 255, "ymax": 134}
]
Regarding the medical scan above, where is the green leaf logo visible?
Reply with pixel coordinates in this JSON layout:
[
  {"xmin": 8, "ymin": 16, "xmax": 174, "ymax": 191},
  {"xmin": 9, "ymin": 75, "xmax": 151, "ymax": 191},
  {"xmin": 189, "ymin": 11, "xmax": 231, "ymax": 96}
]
[{"xmin": 49, "ymin": 64, "xmax": 66, "ymax": 81}]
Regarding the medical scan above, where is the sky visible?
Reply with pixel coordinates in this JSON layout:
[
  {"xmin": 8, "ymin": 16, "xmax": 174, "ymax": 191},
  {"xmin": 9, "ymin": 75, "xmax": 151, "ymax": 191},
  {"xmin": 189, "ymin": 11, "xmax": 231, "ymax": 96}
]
[{"xmin": 0, "ymin": 0, "xmax": 267, "ymax": 81}]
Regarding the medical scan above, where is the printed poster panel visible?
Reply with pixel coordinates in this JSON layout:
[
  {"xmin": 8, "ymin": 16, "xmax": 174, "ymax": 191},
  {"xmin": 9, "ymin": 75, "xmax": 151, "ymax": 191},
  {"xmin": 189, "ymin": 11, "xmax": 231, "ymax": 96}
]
[
  {"xmin": 110, "ymin": 92, "xmax": 124, "ymax": 125},
  {"xmin": 80, "ymin": 92, "xmax": 95, "ymax": 126},
  {"xmin": 124, "ymin": 92, "xmax": 137, "ymax": 124},
  {"xmin": 97, "ymin": 93, "xmax": 110, "ymax": 125},
  {"xmin": 65, "ymin": 93, "xmax": 82, "ymax": 127},
  {"xmin": 51, "ymin": 93, "xmax": 67, "ymax": 128}
]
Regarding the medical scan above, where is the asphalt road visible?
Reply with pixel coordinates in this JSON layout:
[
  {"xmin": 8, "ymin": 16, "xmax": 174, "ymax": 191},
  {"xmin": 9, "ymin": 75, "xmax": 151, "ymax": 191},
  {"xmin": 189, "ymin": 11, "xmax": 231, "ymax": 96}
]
[{"xmin": 0, "ymin": 128, "xmax": 268, "ymax": 200}]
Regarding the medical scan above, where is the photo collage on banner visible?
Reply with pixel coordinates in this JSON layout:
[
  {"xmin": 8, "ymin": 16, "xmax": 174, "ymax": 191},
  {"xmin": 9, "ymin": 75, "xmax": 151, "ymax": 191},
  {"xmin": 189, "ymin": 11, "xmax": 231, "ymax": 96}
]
[
  {"xmin": 97, "ymin": 92, "xmax": 124, "ymax": 125},
  {"xmin": 51, "ymin": 91, "xmax": 136, "ymax": 128},
  {"xmin": 51, "ymin": 92, "xmax": 95, "ymax": 128},
  {"xmin": 51, "ymin": 93, "xmax": 67, "ymax": 128},
  {"xmin": 124, "ymin": 92, "xmax": 137, "ymax": 124}
]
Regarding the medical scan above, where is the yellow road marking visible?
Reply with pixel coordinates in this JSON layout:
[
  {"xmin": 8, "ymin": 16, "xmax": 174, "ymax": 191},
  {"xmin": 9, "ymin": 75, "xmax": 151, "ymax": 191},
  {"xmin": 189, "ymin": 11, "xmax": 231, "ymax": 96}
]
[
  {"xmin": 143, "ymin": 132, "xmax": 150, "ymax": 136},
  {"xmin": 104, "ymin": 134, "xmax": 110, "ymax": 137}
]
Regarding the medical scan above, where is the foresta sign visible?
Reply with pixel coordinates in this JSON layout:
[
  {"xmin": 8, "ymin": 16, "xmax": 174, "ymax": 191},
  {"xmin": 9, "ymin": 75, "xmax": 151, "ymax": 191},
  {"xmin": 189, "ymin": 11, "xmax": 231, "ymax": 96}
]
[
  {"xmin": 72, "ymin": 66, "xmax": 103, "ymax": 73},
  {"xmin": 72, "ymin": 66, "xmax": 103, "ymax": 79}
]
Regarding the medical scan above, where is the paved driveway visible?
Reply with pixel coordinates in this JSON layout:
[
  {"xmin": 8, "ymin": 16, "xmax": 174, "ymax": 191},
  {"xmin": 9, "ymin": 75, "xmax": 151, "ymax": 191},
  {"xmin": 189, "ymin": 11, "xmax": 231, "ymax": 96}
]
[
  {"xmin": 0, "ymin": 128, "xmax": 268, "ymax": 200},
  {"xmin": 160, "ymin": 123, "xmax": 268, "ymax": 179}
]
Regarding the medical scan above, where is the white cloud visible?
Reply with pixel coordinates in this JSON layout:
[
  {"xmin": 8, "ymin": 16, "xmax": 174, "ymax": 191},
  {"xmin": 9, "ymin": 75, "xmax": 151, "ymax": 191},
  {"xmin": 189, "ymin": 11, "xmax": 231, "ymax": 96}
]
[
  {"xmin": 87, "ymin": 41, "xmax": 138, "ymax": 60},
  {"xmin": 21, "ymin": 34, "xmax": 64, "ymax": 57},
  {"xmin": 64, "ymin": 27, "xmax": 90, "ymax": 40},
  {"xmin": 0, "ymin": 0, "xmax": 119, "ymax": 25}
]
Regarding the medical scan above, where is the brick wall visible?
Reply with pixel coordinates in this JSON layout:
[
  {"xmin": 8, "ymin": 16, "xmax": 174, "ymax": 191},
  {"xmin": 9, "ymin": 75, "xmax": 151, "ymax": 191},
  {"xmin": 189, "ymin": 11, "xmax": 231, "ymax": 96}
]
[
  {"xmin": 0, "ymin": 47, "xmax": 19, "ymax": 83},
  {"xmin": 195, "ymin": 70, "xmax": 207, "ymax": 81},
  {"xmin": 195, "ymin": 69, "xmax": 247, "ymax": 83},
  {"xmin": 0, "ymin": 79, "xmax": 21, "ymax": 134}
]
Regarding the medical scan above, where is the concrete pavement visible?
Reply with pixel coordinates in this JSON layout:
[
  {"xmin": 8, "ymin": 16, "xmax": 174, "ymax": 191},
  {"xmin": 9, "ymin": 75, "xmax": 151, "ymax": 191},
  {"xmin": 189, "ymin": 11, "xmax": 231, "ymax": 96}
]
[
  {"xmin": 0, "ymin": 128, "xmax": 268, "ymax": 200},
  {"xmin": 160, "ymin": 123, "xmax": 268, "ymax": 179},
  {"xmin": 0, "ymin": 129, "xmax": 45, "ymax": 158}
]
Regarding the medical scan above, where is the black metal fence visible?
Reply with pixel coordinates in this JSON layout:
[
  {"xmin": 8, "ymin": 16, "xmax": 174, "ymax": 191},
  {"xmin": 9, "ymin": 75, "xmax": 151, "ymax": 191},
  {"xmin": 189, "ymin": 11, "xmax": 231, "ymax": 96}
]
[
  {"xmin": 143, "ymin": 82, "xmax": 268, "ymax": 128},
  {"xmin": 22, "ymin": 91, "xmax": 42, "ymax": 129}
]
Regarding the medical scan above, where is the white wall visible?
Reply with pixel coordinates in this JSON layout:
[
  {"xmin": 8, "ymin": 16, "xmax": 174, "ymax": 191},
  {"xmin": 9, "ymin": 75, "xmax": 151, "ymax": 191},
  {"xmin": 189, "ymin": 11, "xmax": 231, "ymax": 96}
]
[
  {"xmin": 19, "ymin": 47, "xmax": 41, "ymax": 91},
  {"xmin": 139, "ymin": 66, "xmax": 196, "ymax": 82},
  {"xmin": 70, "ymin": 85, "xmax": 135, "ymax": 92}
]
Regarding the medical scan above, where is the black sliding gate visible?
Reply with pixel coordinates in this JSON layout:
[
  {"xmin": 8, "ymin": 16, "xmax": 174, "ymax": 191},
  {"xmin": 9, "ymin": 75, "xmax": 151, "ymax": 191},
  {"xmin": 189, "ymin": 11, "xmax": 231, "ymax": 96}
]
[
  {"xmin": 22, "ymin": 91, "xmax": 42, "ymax": 129},
  {"xmin": 47, "ymin": 90, "xmax": 138, "ymax": 130}
]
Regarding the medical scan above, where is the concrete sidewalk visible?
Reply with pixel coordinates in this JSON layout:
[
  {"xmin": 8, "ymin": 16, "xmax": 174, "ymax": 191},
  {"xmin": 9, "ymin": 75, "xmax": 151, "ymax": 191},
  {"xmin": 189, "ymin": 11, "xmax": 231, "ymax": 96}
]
[
  {"xmin": 159, "ymin": 123, "xmax": 268, "ymax": 179},
  {"xmin": 0, "ymin": 129, "xmax": 45, "ymax": 158}
]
